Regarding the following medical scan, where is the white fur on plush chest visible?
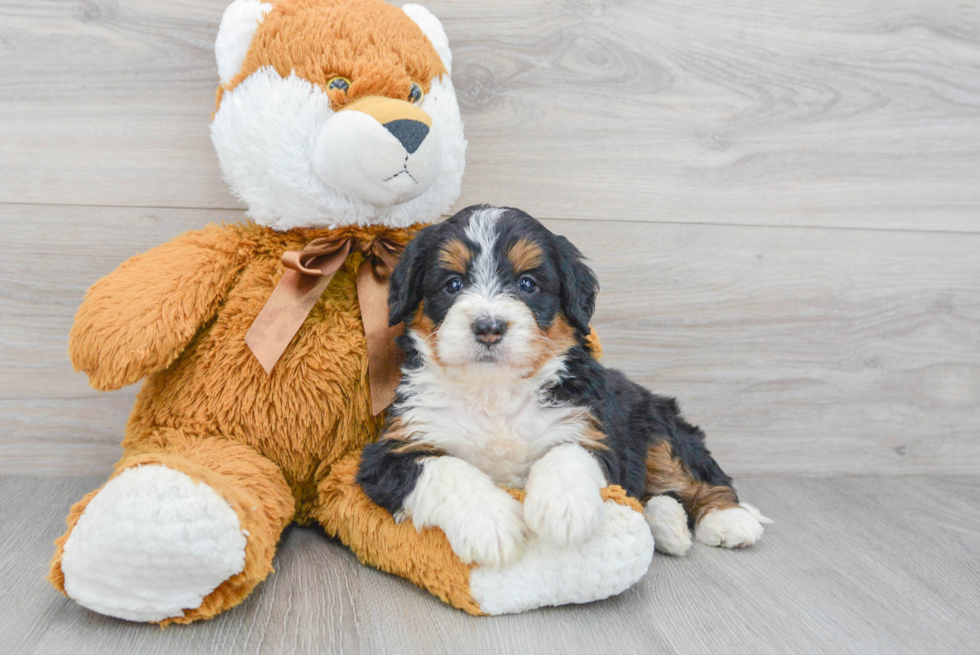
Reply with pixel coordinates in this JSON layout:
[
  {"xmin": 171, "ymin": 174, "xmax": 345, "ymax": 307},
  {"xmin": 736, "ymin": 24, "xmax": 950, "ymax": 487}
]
[{"xmin": 396, "ymin": 358, "xmax": 592, "ymax": 488}]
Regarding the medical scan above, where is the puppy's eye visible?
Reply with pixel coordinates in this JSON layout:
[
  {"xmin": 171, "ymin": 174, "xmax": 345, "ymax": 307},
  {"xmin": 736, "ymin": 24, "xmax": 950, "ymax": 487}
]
[
  {"xmin": 445, "ymin": 277, "xmax": 463, "ymax": 294},
  {"xmin": 408, "ymin": 82, "xmax": 424, "ymax": 105},
  {"xmin": 518, "ymin": 276, "xmax": 538, "ymax": 293},
  {"xmin": 328, "ymin": 77, "xmax": 351, "ymax": 94}
]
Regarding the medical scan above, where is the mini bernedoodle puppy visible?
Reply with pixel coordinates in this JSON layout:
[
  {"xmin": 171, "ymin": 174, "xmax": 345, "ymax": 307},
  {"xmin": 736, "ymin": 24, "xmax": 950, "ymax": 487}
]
[{"xmin": 358, "ymin": 205, "xmax": 771, "ymax": 567}]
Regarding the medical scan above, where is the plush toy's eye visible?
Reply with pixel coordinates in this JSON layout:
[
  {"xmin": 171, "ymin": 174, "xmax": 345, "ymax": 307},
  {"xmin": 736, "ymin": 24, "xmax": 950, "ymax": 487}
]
[
  {"xmin": 518, "ymin": 276, "xmax": 538, "ymax": 293},
  {"xmin": 328, "ymin": 77, "xmax": 351, "ymax": 94},
  {"xmin": 408, "ymin": 82, "xmax": 424, "ymax": 105},
  {"xmin": 445, "ymin": 277, "xmax": 463, "ymax": 294}
]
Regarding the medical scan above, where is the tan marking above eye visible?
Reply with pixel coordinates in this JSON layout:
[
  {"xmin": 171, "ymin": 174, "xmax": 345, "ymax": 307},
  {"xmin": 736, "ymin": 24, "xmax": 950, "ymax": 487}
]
[
  {"xmin": 507, "ymin": 238, "xmax": 544, "ymax": 274},
  {"xmin": 438, "ymin": 239, "xmax": 473, "ymax": 274}
]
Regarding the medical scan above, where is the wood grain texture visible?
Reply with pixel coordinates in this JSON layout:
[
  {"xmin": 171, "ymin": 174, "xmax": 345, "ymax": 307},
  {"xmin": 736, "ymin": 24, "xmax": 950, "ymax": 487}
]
[
  {"xmin": 2, "ymin": 475, "xmax": 978, "ymax": 654},
  {"xmin": 567, "ymin": 217, "xmax": 980, "ymax": 476},
  {"xmin": 1, "ymin": 204, "xmax": 977, "ymax": 476},
  {"xmin": 0, "ymin": 204, "xmax": 245, "ymax": 475},
  {"xmin": 0, "ymin": 0, "xmax": 978, "ymax": 231}
]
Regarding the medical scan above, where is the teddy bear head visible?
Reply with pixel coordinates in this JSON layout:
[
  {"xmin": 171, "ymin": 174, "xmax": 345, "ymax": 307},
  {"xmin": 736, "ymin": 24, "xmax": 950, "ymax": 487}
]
[{"xmin": 211, "ymin": 0, "xmax": 465, "ymax": 231}]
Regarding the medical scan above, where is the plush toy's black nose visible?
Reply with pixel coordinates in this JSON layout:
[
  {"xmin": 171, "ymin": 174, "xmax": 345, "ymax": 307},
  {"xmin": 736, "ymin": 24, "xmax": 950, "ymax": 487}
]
[
  {"xmin": 472, "ymin": 317, "xmax": 508, "ymax": 345},
  {"xmin": 384, "ymin": 119, "xmax": 429, "ymax": 154}
]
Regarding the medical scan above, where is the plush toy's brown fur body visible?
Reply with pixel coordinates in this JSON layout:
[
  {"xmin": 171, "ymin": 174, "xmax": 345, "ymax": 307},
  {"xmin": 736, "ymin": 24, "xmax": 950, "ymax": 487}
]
[
  {"xmin": 48, "ymin": 223, "xmax": 621, "ymax": 622},
  {"xmin": 47, "ymin": 222, "xmax": 493, "ymax": 621}
]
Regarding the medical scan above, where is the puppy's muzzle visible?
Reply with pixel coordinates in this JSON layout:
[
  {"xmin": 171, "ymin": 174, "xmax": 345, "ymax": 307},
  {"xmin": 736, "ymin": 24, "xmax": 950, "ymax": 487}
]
[{"xmin": 472, "ymin": 316, "xmax": 508, "ymax": 345}]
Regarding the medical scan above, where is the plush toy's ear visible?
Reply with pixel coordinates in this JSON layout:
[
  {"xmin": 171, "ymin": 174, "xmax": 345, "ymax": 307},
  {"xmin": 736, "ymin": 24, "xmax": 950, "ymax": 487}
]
[
  {"xmin": 215, "ymin": 0, "xmax": 274, "ymax": 85},
  {"xmin": 554, "ymin": 235, "xmax": 599, "ymax": 335},
  {"xmin": 402, "ymin": 4, "xmax": 452, "ymax": 75},
  {"xmin": 388, "ymin": 228, "xmax": 438, "ymax": 327}
]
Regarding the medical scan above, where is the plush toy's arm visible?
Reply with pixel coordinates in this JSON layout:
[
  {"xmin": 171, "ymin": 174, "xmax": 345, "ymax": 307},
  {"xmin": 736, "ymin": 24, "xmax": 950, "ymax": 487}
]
[{"xmin": 69, "ymin": 225, "xmax": 252, "ymax": 391}]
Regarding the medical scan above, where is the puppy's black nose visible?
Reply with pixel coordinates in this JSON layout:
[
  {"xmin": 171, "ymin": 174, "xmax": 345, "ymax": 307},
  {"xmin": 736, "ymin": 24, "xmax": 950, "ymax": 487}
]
[
  {"xmin": 472, "ymin": 317, "xmax": 508, "ymax": 345},
  {"xmin": 384, "ymin": 119, "xmax": 429, "ymax": 154}
]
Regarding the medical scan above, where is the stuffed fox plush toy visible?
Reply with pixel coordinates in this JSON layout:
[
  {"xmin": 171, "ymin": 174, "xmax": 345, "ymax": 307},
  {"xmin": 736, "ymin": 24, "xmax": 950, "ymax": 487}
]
[{"xmin": 48, "ymin": 0, "xmax": 653, "ymax": 623}]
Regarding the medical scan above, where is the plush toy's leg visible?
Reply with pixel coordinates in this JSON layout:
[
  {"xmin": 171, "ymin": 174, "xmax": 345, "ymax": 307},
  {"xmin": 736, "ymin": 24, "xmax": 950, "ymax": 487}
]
[
  {"xmin": 315, "ymin": 453, "xmax": 483, "ymax": 614},
  {"xmin": 48, "ymin": 431, "xmax": 294, "ymax": 624},
  {"xmin": 315, "ymin": 453, "xmax": 654, "ymax": 616}
]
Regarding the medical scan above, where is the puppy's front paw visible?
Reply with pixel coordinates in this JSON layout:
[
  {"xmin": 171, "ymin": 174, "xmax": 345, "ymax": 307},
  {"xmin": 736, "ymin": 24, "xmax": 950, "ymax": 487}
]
[
  {"xmin": 438, "ymin": 488, "xmax": 527, "ymax": 567},
  {"xmin": 695, "ymin": 503, "xmax": 772, "ymax": 549},
  {"xmin": 644, "ymin": 495, "xmax": 692, "ymax": 556},
  {"xmin": 524, "ymin": 479, "xmax": 605, "ymax": 548}
]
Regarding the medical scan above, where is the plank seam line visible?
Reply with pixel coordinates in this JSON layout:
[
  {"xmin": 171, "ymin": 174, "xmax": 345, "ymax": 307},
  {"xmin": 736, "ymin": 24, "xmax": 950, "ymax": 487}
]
[
  {"xmin": 529, "ymin": 215, "xmax": 980, "ymax": 237},
  {"xmin": 1, "ymin": 202, "xmax": 978, "ymax": 237}
]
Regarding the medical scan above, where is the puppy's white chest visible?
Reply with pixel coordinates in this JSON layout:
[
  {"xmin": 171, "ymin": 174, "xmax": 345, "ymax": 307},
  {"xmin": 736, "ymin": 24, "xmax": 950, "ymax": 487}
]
[
  {"xmin": 399, "ymin": 355, "xmax": 594, "ymax": 488},
  {"xmin": 454, "ymin": 408, "xmax": 539, "ymax": 487},
  {"xmin": 405, "ymin": 384, "xmax": 589, "ymax": 488}
]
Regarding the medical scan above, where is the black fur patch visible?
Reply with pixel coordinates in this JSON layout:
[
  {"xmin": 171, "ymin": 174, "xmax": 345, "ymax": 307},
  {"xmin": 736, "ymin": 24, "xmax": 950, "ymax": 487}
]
[
  {"xmin": 549, "ymin": 345, "xmax": 733, "ymax": 500},
  {"xmin": 357, "ymin": 438, "xmax": 434, "ymax": 515}
]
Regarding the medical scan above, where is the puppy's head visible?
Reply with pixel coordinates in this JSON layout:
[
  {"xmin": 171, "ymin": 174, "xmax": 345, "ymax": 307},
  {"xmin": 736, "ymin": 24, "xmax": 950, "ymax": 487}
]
[{"xmin": 389, "ymin": 205, "xmax": 598, "ymax": 380}]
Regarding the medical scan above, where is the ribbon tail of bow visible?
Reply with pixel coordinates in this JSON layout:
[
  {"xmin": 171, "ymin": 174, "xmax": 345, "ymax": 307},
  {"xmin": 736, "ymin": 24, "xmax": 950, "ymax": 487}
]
[
  {"xmin": 245, "ymin": 240, "xmax": 351, "ymax": 375},
  {"xmin": 356, "ymin": 260, "xmax": 405, "ymax": 415}
]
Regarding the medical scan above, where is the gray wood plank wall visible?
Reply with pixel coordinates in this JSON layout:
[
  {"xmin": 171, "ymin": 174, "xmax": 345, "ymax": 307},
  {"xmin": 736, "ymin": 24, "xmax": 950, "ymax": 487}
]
[{"xmin": 1, "ymin": 0, "xmax": 978, "ymax": 476}]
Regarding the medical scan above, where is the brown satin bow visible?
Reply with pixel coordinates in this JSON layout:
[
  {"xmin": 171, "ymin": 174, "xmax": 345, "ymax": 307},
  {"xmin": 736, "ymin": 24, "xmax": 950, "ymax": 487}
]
[{"xmin": 244, "ymin": 236, "xmax": 406, "ymax": 415}]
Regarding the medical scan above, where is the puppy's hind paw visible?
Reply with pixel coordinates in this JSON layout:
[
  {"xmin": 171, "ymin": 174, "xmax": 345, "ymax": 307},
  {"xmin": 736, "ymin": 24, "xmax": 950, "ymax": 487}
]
[
  {"xmin": 644, "ymin": 495, "xmax": 692, "ymax": 556},
  {"xmin": 695, "ymin": 503, "xmax": 771, "ymax": 549}
]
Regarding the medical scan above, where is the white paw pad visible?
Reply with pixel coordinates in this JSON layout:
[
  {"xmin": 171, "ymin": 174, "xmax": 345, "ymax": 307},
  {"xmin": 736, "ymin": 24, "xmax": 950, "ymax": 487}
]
[
  {"xmin": 61, "ymin": 465, "xmax": 247, "ymax": 622},
  {"xmin": 695, "ymin": 503, "xmax": 772, "ymax": 549},
  {"xmin": 644, "ymin": 495, "xmax": 692, "ymax": 556}
]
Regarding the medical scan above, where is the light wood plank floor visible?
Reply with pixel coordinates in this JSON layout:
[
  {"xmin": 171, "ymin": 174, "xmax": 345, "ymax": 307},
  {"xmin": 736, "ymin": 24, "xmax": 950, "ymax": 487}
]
[{"xmin": 2, "ymin": 475, "xmax": 978, "ymax": 655}]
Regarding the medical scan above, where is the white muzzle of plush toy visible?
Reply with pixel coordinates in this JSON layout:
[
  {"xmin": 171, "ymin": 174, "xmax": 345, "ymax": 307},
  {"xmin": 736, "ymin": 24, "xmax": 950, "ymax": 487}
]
[{"xmin": 313, "ymin": 95, "xmax": 443, "ymax": 206}]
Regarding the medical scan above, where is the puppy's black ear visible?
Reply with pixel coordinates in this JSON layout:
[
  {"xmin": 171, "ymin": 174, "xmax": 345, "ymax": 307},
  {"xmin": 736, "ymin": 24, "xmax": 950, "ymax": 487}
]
[
  {"xmin": 555, "ymin": 235, "xmax": 599, "ymax": 334},
  {"xmin": 388, "ymin": 227, "xmax": 436, "ymax": 326}
]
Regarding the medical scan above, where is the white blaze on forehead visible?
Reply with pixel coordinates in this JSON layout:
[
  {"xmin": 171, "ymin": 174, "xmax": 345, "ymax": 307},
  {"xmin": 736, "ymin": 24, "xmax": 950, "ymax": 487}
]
[
  {"xmin": 428, "ymin": 206, "xmax": 548, "ymax": 376},
  {"xmin": 464, "ymin": 207, "xmax": 506, "ymax": 297}
]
